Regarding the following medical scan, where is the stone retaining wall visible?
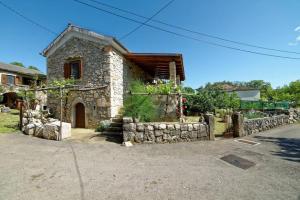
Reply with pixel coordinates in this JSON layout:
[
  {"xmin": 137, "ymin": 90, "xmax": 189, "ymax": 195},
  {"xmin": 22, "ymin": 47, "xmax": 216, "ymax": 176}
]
[
  {"xmin": 243, "ymin": 115, "xmax": 290, "ymax": 135},
  {"xmin": 122, "ymin": 116, "xmax": 213, "ymax": 144}
]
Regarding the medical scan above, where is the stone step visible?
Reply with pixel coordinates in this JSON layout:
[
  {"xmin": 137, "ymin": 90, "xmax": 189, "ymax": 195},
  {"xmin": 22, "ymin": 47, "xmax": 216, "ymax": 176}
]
[
  {"xmin": 104, "ymin": 127, "xmax": 122, "ymax": 132},
  {"xmin": 112, "ymin": 118, "xmax": 123, "ymax": 123},
  {"xmin": 100, "ymin": 131, "xmax": 122, "ymax": 136},
  {"xmin": 110, "ymin": 122, "xmax": 123, "ymax": 128}
]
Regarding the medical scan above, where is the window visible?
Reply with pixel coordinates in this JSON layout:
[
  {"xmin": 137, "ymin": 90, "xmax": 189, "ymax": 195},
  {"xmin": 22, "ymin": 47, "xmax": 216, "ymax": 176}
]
[
  {"xmin": 7, "ymin": 75, "xmax": 15, "ymax": 85},
  {"xmin": 64, "ymin": 60, "xmax": 82, "ymax": 79},
  {"xmin": 70, "ymin": 61, "xmax": 80, "ymax": 79}
]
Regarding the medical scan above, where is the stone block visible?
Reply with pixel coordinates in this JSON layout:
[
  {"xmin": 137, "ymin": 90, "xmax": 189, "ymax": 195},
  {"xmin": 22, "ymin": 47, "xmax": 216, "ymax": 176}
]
[
  {"xmin": 136, "ymin": 123, "xmax": 144, "ymax": 132},
  {"xmin": 43, "ymin": 121, "xmax": 71, "ymax": 140},
  {"xmin": 167, "ymin": 124, "xmax": 175, "ymax": 130},
  {"xmin": 155, "ymin": 130, "xmax": 163, "ymax": 136},
  {"xmin": 123, "ymin": 123, "xmax": 136, "ymax": 131},
  {"xmin": 123, "ymin": 117, "xmax": 133, "ymax": 123},
  {"xmin": 155, "ymin": 136, "xmax": 163, "ymax": 143},
  {"xmin": 134, "ymin": 132, "xmax": 144, "ymax": 143},
  {"xmin": 193, "ymin": 124, "xmax": 200, "ymax": 130},
  {"xmin": 181, "ymin": 124, "xmax": 188, "ymax": 131},
  {"xmin": 187, "ymin": 124, "xmax": 193, "ymax": 131},
  {"xmin": 181, "ymin": 131, "xmax": 188, "ymax": 138},
  {"xmin": 192, "ymin": 131, "xmax": 198, "ymax": 139},
  {"xmin": 158, "ymin": 124, "xmax": 166, "ymax": 130},
  {"xmin": 145, "ymin": 125, "xmax": 154, "ymax": 131},
  {"xmin": 23, "ymin": 123, "xmax": 36, "ymax": 135},
  {"xmin": 174, "ymin": 124, "xmax": 181, "ymax": 130}
]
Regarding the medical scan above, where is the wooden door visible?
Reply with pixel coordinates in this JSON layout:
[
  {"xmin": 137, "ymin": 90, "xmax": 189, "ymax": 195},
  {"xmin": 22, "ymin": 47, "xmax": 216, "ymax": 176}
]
[{"xmin": 75, "ymin": 103, "xmax": 85, "ymax": 128}]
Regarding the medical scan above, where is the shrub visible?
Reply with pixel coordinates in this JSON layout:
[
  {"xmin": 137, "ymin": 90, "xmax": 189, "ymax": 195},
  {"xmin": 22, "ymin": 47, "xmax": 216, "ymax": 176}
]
[
  {"xmin": 123, "ymin": 80, "xmax": 157, "ymax": 122},
  {"xmin": 95, "ymin": 120, "xmax": 111, "ymax": 132},
  {"xmin": 244, "ymin": 111, "xmax": 267, "ymax": 119}
]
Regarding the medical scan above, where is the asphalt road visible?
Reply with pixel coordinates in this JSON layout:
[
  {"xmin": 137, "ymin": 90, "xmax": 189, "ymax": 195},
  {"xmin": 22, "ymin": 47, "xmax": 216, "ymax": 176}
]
[{"xmin": 0, "ymin": 124, "xmax": 299, "ymax": 200}]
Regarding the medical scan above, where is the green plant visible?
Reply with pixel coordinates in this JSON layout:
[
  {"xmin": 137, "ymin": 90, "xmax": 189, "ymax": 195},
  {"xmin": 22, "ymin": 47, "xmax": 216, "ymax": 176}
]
[
  {"xmin": 123, "ymin": 80, "xmax": 157, "ymax": 122},
  {"xmin": 244, "ymin": 111, "xmax": 267, "ymax": 119},
  {"xmin": 95, "ymin": 120, "xmax": 111, "ymax": 132}
]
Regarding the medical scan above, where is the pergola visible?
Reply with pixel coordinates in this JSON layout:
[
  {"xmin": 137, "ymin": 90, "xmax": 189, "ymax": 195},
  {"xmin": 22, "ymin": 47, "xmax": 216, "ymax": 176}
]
[{"xmin": 125, "ymin": 53, "xmax": 185, "ymax": 83}]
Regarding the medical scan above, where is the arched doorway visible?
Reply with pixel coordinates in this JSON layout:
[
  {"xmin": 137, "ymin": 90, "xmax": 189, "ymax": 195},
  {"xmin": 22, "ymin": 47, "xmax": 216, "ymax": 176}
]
[{"xmin": 75, "ymin": 103, "xmax": 85, "ymax": 128}]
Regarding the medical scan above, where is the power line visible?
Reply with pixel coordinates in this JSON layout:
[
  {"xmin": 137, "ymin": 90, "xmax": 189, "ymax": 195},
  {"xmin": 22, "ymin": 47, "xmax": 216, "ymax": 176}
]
[
  {"xmin": 119, "ymin": 0, "xmax": 175, "ymax": 40},
  {"xmin": 0, "ymin": 0, "xmax": 57, "ymax": 35},
  {"xmin": 73, "ymin": 0, "xmax": 300, "ymax": 60},
  {"xmin": 87, "ymin": 0, "xmax": 300, "ymax": 55}
]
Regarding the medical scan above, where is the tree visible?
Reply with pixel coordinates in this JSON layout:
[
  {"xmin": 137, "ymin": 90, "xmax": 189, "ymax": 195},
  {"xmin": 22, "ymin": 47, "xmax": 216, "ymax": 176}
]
[
  {"xmin": 10, "ymin": 61, "xmax": 25, "ymax": 67},
  {"xmin": 182, "ymin": 87, "xmax": 195, "ymax": 94},
  {"xmin": 28, "ymin": 66, "xmax": 40, "ymax": 71}
]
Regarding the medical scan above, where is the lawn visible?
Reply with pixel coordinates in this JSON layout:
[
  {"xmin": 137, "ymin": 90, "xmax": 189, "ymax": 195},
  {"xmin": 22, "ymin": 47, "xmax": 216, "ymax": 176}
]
[
  {"xmin": 185, "ymin": 116, "xmax": 226, "ymax": 136},
  {"xmin": 0, "ymin": 109, "xmax": 20, "ymax": 133}
]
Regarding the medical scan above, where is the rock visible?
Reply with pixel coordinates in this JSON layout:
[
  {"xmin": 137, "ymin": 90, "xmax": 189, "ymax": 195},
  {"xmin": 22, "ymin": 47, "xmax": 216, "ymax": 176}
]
[
  {"xmin": 136, "ymin": 123, "xmax": 144, "ymax": 132},
  {"xmin": 23, "ymin": 123, "xmax": 36, "ymax": 135},
  {"xmin": 187, "ymin": 124, "xmax": 193, "ymax": 131},
  {"xmin": 174, "ymin": 124, "xmax": 181, "ymax": 130},
  {"xmin": 33, "ymin": 124, "xmax": 44, "ymax": 138},
  {"xmin": 158, "ymin": 124, "xmax": 166, "ymax": 130},
  {"xmin": 43, "ymin": 123, "xmax": 59, "ymax": 140},
  {"xmin": 43, "ymin": 121, "xmax": 71, "ymax": 140},
  {"xmin": 123, "ymin": 117, "xmax": 133, "ymax": 123},
  {"xmin": 154, "ymin": 130, "xmax": 163, "ymax": 136},
  {"xmin": 181, "ymin": 124, "xmax": 188, "ymax": 131},
  {"xmin": 145, "ymin": 125, "xmax": 154, "ymax": 131},
  {"xmin": 193, "ymin": 124, "xmax": 200, "ymax": 130},
  {"xmin": 124, "ymin": 141, "xmax": 133, "ymax": 147},
  {"xmin": 123, "ymin": 123, "xmax": 136, "ymax": 132},
  {"xmin": 167, "ymin": 124, "xmax": 175, "ymax": 130},
  {"xmin": 123, "ymin": 131, "xmax": 135, "ymax": 142},
  {"xmin": 134, "ymin": 132, "xmax": 143, "ymax": 143},
  {"xmin": 1, "ymin": 107, "xmax": 10, "ymax": 113}
]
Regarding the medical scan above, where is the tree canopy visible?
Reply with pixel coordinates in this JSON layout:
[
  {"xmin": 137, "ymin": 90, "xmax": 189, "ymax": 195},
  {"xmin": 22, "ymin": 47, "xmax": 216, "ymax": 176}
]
[{"xmin": 10, "ymin": 61, "xmax": 25, "ymax": 67}]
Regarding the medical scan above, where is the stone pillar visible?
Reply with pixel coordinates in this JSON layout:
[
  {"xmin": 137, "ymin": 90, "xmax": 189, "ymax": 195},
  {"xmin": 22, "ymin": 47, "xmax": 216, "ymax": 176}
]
[
  {"xmin": 176, "ymin": 75, "xmax": 181, "ymax": 86},
  {"xmin": 232, "ymin": 112, "xmax": 244, "ymax": 137},
  {"xmin": 204, "ymin": 114, "xmax": 215, "ymax": 141},
  {"xmin": 169, "ymin": 61, "xmax": 176, "ymax": 85}
]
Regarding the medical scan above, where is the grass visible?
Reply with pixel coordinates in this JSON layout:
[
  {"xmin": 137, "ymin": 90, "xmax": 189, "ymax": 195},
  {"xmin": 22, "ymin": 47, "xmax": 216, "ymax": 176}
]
[
  {"xmin": 214, "ymin": 117, "xmax": 226, "ymax": 137},
  {"xmin": 185, "ymin": 116, "xmax": 227, "ymax": 136},
  {"xmin": 0, "ymin": 109, "xmax": 20, "ymax": 133}
]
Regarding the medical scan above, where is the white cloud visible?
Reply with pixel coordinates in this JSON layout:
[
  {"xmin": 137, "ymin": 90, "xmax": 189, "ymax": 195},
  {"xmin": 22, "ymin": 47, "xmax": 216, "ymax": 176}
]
[
  {"xmin": 295, "ymin": 26, "xmax": 300, "ymax": 32},
  {"xmin": 296, "ymin": 35, "xmax": 300, "ymax": 41}
]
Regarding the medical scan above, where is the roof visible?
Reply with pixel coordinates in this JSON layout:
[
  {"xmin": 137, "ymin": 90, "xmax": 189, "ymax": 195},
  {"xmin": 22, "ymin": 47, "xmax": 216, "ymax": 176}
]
[
  {"xmin": 42, "ymin": 24, "xmax": 186, "ymax": 80},
  {"xmin": 0, "ymin": 61, "xmax": 45, "ymax": 77},
  {"xmin": 42, "ymin": 24, "xmax": 129, "ymax": 57},
  {"xmin": 125, "ymin": 53, "xmax": 185, "ymax": 81}
]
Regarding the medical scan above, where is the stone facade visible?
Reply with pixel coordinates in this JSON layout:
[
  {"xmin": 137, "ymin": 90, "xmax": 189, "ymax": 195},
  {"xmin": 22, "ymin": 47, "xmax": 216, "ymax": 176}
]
[
  {"xmin": 46, "ymin": 35, "xmax": 151, "ymax": 128},
  {"xmin": 122, "ymin": 117, "xmax": 212, "ymax": 144}
]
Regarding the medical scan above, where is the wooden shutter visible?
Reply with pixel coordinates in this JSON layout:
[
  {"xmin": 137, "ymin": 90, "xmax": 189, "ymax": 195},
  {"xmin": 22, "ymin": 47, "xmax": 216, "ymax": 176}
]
[
  {"xmin": 64, "ymin": 63, "xmax": 71, "ymax": 79},
  {"xmin": 15, "ymin": 76, "xmax": 21, "ymax": 85},
  {"xmin": 1, "ymin": 74, "xmax": 7, "ymax": 84},
  {"xmin": 79, "ymin": 59, "xmax": 83, "ymax": 79}
]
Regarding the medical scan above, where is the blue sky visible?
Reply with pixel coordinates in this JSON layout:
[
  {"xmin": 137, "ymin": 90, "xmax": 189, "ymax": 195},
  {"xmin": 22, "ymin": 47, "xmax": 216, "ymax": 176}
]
[{"xmin": 0, "ymin": 0, "xmax": 299, "ymax": 88}]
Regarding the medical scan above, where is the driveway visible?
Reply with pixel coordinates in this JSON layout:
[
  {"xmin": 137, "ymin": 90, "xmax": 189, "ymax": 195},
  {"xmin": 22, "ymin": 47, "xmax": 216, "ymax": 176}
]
[{"xmin": 0, "ymin": 124, "xmax": 299, "ymax": 200}]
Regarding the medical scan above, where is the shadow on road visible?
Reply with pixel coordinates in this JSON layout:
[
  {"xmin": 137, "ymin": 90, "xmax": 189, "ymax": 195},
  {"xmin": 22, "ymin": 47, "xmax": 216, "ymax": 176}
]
[{"xmin": 254, "ymin": 136, "xmax": 300, "ymax": 163}]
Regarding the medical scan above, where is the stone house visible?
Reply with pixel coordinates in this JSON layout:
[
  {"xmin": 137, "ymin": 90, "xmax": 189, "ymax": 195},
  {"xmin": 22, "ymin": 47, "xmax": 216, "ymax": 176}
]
[
  {"xmin": 226, "ymin": 89, "xmax": 260, "ymax": 101},
  {"xmin": 0, "ymin": 61, "xmax": 46, "ymax": 108},
  {"xmin": 42, "ymin": 24, "xmax": 185, "ymax": 128}
]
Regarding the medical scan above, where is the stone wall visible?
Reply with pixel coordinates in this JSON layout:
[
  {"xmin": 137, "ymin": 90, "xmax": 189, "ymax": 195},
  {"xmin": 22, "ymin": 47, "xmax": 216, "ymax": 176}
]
[
  {"xmin": 243, "ymin": 115, "xmax": 290, "ymax": 135},
  {"xmin": 122, "ymin": 117, "xmax": 213, "ymax": 144},
  {"xmin": 109, "ymin": 48, "xmax": 152, "ymax": 117}
]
